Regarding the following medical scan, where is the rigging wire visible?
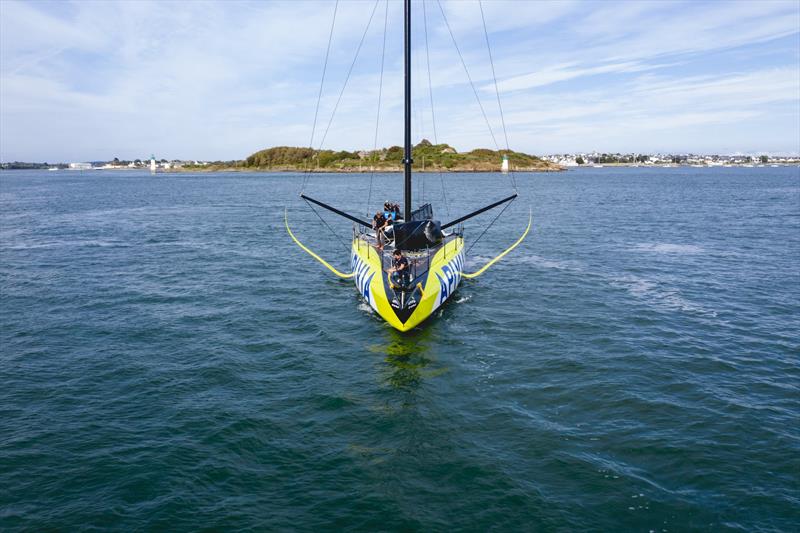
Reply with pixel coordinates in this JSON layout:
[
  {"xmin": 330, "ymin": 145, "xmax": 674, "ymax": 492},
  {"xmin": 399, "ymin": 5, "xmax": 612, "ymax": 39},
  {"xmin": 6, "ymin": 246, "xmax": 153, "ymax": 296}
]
[
  {"xmin": 479, "ymin": 0, "xmax": 517, "ymax": 193},
  {"xmin": 462, "ymin": 210, "xmax": 531, "ymax": 279},
  {"xmin": 302, "ymin": 197, "xmax": 351, "ymax": 253},
  {"xmin": 465, "ymin": 196, "xmax": 515, "ymax": 255},
  {"xmin": 301, "ymin": 1, "xmax": 379, "ymax": 256},
  {"xmin": 413, "ymin": 40, "xmax": 426, "ymax": 206},
  {"xmin": 301, "ymin": 0, "xmax": 339, "ymax": 195},
  {"xmin": 285, "ymin": 210, "xmax": 354, "ymax": 278},
  {"xmin": 317, "ymin": 0, "xmax": 381, "ymax": 152},
  {"xmin": 436, "ymin": 0, "xmax": 500, "ymax": 151},
  {"xmin": 422, "ymin": 0, "xmax": 450, "ymax": 217},
  {"xmin": 365, "ymin": 0, "xmax": 389, "ymax": 217}
]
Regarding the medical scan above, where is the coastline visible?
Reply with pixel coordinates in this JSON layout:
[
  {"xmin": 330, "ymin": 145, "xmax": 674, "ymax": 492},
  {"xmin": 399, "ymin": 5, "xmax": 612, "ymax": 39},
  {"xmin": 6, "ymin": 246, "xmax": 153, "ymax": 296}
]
[
  {"xmin": 170, "ymin": 164, "xmax": 565, "ymax": 173},
  {"xmin": 6, "ymin": 163, "xmax": 800, "ymax": 173}
]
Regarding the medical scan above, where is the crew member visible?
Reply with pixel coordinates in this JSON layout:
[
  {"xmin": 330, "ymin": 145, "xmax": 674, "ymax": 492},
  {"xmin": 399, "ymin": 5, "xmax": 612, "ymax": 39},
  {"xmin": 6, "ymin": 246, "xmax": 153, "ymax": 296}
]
[
  {"xmin": 383, "ymin": 201, "xmax": 395, "ymax": 221},
  {"xmin": 383, "ymin": 217, "xmax": 394, "ymax": 243},
  {"xmin": 383, "ymin": 201, "xmax": 402, "ymax": 222},
  {"xmin": 387, "ymin": 249, "xmax": 410, "ymax": 288},
  {"xmin": 373, "ymin": 210, "xmax": 387, "ymax": 251}
]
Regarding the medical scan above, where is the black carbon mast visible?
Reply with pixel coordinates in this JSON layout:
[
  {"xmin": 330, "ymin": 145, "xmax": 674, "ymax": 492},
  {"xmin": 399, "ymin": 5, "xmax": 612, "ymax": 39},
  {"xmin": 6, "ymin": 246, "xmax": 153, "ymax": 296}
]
[
  {"xmin": 403, "ymin": 0, "xmax": 413, "ymax": 222},
  {"xmin": 299, "ymin": 0, "xmax": 516, "ymax": 235}
]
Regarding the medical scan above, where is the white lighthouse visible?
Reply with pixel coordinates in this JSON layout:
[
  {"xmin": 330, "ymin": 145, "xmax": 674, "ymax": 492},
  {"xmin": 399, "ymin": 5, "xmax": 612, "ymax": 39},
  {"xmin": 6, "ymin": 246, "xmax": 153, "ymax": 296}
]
[
  {"xmin": 501, "ymin": 154, "xmax": 509, "ymax": 173},
  {"xmin": 150, "ymin": 154, "xmax": 156, "ymax": 174}
]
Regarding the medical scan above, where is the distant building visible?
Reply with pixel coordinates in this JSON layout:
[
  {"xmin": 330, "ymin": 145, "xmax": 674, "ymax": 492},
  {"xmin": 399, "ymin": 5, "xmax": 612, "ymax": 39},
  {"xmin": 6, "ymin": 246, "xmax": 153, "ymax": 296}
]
[{"xmin": 68, "ymin": 162, "xmax": 92, "ymax": 170}]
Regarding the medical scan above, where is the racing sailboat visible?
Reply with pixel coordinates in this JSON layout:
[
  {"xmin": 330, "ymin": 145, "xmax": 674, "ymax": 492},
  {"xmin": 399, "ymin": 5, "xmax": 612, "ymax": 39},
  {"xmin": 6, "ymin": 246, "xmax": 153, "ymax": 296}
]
[{"xmin": 286, "ymin": 0, "xmax": 531, "ymax": 332}]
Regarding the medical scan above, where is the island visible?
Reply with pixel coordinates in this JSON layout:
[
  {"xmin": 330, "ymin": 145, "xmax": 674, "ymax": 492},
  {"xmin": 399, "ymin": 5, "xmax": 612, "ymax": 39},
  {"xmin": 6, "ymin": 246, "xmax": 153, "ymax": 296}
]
[
  {"xmin": 179, "ymin": 140, "xmax": 562, "ymax": 172},
  {"xmin": 6, "ymin": 147, "xmax": 797, "ymax": 172}
]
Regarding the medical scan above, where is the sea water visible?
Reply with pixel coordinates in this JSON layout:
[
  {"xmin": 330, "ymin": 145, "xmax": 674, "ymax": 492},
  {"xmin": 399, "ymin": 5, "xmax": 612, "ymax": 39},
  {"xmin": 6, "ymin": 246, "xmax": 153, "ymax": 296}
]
[{"xmin": 1, "ymin": 167, "xmax": 798, "ymax": 530}]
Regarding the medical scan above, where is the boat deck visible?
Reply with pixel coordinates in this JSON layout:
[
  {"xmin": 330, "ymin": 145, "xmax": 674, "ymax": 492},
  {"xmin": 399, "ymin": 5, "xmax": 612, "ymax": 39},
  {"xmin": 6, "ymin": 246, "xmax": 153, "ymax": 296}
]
[{"xmin": 355, "ymin": 227, "xmax": 460, "ymax": 283}]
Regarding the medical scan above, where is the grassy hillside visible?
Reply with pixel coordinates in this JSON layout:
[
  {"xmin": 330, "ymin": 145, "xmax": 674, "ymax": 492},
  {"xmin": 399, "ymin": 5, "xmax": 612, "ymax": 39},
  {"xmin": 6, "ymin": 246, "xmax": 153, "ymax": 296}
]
[{"xmin": 183, "ymin": 140, "xmax": 561, "ymax": 172}]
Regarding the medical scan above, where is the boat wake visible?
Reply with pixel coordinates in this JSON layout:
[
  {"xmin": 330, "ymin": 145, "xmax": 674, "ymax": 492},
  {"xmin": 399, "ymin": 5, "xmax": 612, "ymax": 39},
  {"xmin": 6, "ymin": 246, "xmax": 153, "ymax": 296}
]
[
  {"xmin": 505, "ymin": 253, "xmax": 718, "ymax": 318},
  {"xmin": 611, "ymin": 274, "xmax": 718, "ymax": 318}
]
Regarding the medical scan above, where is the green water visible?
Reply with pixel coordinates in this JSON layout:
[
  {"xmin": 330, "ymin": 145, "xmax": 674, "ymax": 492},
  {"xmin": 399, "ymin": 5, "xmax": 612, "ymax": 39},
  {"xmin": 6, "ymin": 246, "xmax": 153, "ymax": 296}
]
[{"xmin": 1, "ymin": 168, "xmax": 798, "ymax": 531}]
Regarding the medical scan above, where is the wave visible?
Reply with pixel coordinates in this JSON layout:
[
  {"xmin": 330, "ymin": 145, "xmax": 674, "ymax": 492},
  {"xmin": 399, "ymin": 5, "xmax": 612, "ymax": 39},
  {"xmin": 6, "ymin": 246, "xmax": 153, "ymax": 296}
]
[
  {"xmin": 2, "ymin": 239, "xmax": 130, "ymax": 250},
  {"xmin": 612, "ymin": 274, "xmax": 718, "ymax": 318},
  {"xmin": 514, "ymin": 254, "xmax": 585, "ymax": 272},
  {"xmin": 633, "ymin": 243, "xmax": 704, "ymax": 254}
]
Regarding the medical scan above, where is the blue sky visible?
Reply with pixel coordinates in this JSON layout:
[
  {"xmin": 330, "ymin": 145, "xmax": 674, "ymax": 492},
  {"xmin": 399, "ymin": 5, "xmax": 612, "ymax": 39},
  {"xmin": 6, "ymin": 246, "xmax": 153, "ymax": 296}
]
[{"xmin": 1, "ymin": 0, "xmax": 798, "ymax": 162}]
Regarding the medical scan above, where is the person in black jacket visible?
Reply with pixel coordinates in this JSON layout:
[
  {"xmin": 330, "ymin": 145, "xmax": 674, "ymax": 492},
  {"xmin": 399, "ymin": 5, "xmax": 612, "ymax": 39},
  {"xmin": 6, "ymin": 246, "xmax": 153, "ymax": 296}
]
[
  {"xmin": 373, "ymin": 211, "xmax": 387, "ymax": 251},
  {"xmin": 387, "ymin": 249, "xmax": 410, "ymax": 288}
]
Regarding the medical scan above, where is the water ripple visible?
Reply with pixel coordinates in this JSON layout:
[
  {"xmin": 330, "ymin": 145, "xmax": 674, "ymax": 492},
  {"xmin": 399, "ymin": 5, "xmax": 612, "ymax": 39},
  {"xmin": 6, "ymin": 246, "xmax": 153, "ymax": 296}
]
[{"xmin": 1, "ymin": 168, "xmax": 798, "ymax": 531}]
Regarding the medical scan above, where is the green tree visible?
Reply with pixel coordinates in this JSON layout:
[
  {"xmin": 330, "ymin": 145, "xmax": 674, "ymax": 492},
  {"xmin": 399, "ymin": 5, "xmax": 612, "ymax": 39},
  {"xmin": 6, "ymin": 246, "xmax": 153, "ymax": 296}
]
[
  {"xmin": 576, "ymin": 156, "xmax": 584, "ymax": 165},
  {"xmin": 385, "ymin": 146, "xmax": 403, "ymax": 161}
]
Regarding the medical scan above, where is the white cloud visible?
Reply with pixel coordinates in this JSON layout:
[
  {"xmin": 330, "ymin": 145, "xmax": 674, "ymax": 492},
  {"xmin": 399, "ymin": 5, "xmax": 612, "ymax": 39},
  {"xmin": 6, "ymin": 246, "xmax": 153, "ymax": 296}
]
[
  {"xmin": 490, "ymin": 60, "xmax": 659, "ymax": 92},
  {"xmin": 1, "ymin": 0, "xmax": 385, "ymax": 160},
  {"xmin": 492, "ymin": 66, "xmax": 800, "ymax": 153},
  {"xmin": 0, "ymin": 0, "xmax": 798, "ymax": 160}
]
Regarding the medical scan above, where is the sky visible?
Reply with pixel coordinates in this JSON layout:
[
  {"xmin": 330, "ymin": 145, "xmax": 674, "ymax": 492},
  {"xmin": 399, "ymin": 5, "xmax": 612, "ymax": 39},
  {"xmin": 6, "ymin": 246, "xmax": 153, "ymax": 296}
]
[{"xmin": 1, "ymin": 0, "xmax": 799, "ymax": 162}]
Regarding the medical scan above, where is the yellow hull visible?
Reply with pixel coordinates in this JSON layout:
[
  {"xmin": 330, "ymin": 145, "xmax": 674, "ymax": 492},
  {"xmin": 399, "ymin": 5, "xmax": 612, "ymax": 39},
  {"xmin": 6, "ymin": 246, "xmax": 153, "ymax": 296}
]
[{"xmin": 351, "ymin": 237, "xmax": 465, "ymax": 332}]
